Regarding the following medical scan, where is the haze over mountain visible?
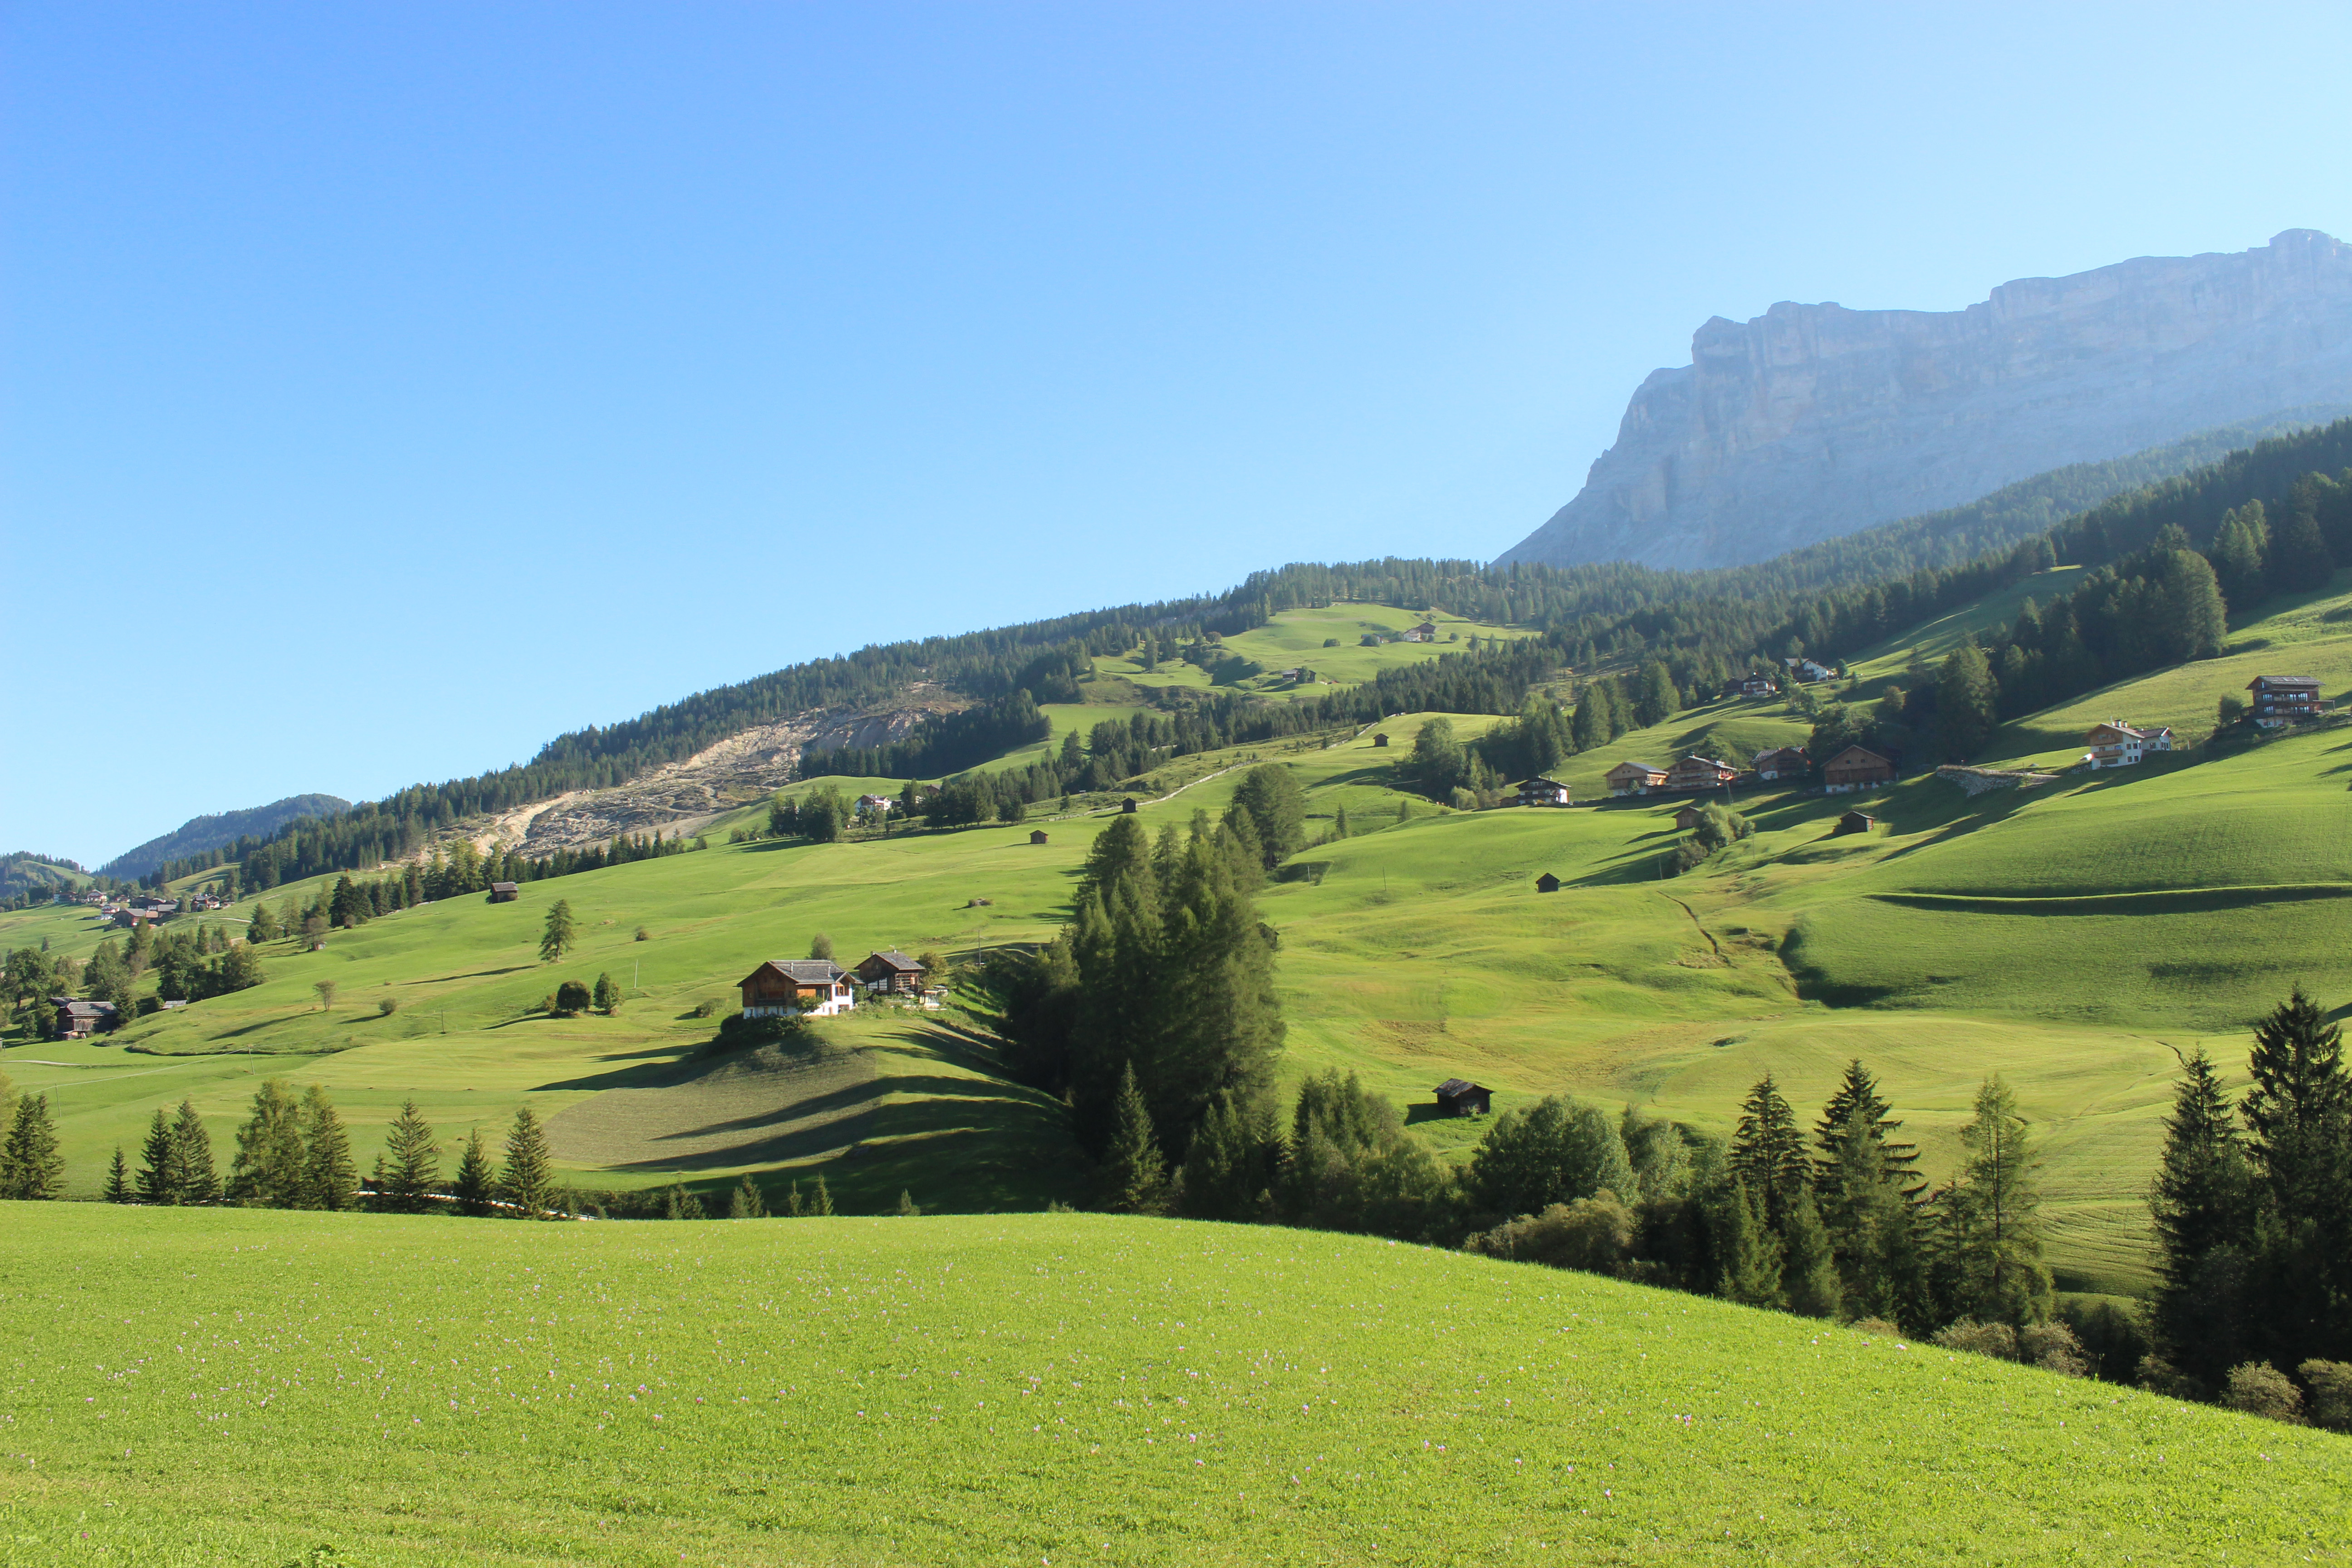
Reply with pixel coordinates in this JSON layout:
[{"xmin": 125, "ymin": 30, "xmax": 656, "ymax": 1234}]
[
  {"xmin": 1499, "ymin": 230, "xmax": 2352, "ymax": 572},
  {"xmin": 97, "ymin": 794, "xmax": 350, "ymax": 882}
]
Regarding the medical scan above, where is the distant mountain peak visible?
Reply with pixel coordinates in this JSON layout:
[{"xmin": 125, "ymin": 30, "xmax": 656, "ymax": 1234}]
[{"xmin": 1498, "ymin": 230, "xmax": 2352, "ymax": 572}]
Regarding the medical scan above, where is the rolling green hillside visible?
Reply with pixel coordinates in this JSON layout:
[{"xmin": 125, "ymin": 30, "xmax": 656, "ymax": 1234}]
[{"xmin": 1, "ymin": 1204, "xmax": 2341, "ymax": 1567}]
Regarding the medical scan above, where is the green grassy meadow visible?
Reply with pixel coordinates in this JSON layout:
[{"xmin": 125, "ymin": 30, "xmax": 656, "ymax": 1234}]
[{"xmin": 1, "ymin": 1204, "xmax": 2342, "ymax": 1568}]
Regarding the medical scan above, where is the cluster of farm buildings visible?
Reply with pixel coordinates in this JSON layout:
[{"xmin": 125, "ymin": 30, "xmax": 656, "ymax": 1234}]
[{"xmin": 737, "ymin": 949, "xmax": 945, "ymax": 1018}]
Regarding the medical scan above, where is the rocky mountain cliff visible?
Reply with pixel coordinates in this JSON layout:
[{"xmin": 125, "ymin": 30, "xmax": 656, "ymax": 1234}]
[{"xmin": 1498, "ymin": 230, "xmax": 2352, "ymax": 571}]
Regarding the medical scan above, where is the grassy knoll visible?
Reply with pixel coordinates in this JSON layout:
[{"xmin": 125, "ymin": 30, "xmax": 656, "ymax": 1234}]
[
  {"xmin": 1101, "ymin": 603, "xmax": 1537, "ymax": 701},
  {"xmin": 1845, "ymin": 565, "xmax": 2086, "ymax": 680},
  {"xmin": 2, "ymin": 1205, "xmax": 2342, "ymax": 1568}
]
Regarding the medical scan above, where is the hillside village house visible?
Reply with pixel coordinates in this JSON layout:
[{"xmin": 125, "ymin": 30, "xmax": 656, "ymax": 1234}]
[
  {"xmin": 1725, "ymin": 674, "xmax": 1780, "ymax": 699},
  {"xmin": 856, "ymin": 794, "xmax": 895, "ymax": 815},
  {"xmin": 737, "ymin": 960, "xmax": 856, "ymax": 1018},
  {"xmin": 1823, "ymin": 745, "xmax": 1896, "ymax": 793},
  {"xmin": 855, "ymin": 950, "xmax": 927, "ymax": 995},
  {"xmin": 50, "ymin": 997, "xmax": 118, "ymax": 1038},
  {"xmin": 1784, "ymin": 657, "xmax": 1836, "ymax": 683},
  {"xmin": 2083, "ymin": 720, "xmax": 2176, "ymax": 769},
  {"xmin": 1515, "ymin": 776, "xmax": 1572, "ymax": 807},
  {"xmin": 2247, "ymin": 675, "xmax": 2329, "ymax": 726},
  {"xmin": 1402, "ymin": 620, "xmax": 1440, "ymax": 643},
  {"xmin": 1752, "ymin": 746, "xmax": 1809, "ymax": 781},
  {"xmin": 1604, "ymin": 761, "xmax": 1669, "ymax": 797},
  {"xmin": 1665, "ymin": 755, "xmax": 1738, "ymax": 793}
]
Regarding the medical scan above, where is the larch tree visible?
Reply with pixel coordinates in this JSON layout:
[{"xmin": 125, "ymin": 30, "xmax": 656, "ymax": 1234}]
[
  {"xmin": 227, "ymin": 1080, "xmax": 307, "ymax": 1207},
  {"xmin": 1934, "ymin": 1075, "xmax": 2051, "ymax": 1327},
  {"xmin": 539, "ymin": 899, "xmax": 577, "ymax": 964}
]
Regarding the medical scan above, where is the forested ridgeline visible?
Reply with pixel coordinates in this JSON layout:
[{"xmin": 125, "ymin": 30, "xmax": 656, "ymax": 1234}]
[{"xmin": 163, "ymin": 419, "xmax": 2352, "ymax": 895}]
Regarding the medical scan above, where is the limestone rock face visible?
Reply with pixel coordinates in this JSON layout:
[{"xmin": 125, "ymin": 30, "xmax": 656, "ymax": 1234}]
[{"xmin": 1497, "ymin": 230, "xmax": 2352, "ymax": 571}]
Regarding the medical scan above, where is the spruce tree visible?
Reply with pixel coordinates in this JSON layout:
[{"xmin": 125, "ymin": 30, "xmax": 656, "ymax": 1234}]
[
  {"xmin": 1178, "ymin": 1093, "xmax": 1273, "ymax": 1221},
  {"xmin": 811, "ymin": 1173, "xmax": 835, "ymax": 1216},
  {"xmin": 539, "ymin": 900, "xmax": 577, "ymax": 964},
  {"xmin": 300, "ymin": 1084, "xmax": 357, "ymax": 1211},
  {"xmin": 2148, "ymin": 1049, "xmax": 2254, "ymax": 1384},
  {"xmin": 1101, "ymin": 1062, "xmax": 1170, "ymax": 1215},
  {"xmin": 136, "ymin": 1107, "xmax": 177, "ymax": 1203},
  {"xmin": 498, "ymin": 1107, "xmax": 556, "ymax": 1218},
  {"xmin": 2239, "ymin": 986, "xmax": 2352, "ymax": 1369},
  {"xmin": 662, "ymin": 1180, "xmax": 704, "ymax": 1220},
  {"xmin": 894, "ymin": 1189, "xmax": 920, "ymax": 1216},
  {"xmin": 227, "ymin": 1080, "xmax": 307, "ymax": 1207},
  {"xmin": 1821, "ymin": 1103, "xmax": 1926, "ymax": 1327},
  {"xmin": 728, "ymin": 1174, "xmax": 767, "ymax": 1219},
  {"xmin": 169, "ymin": 1100, "xmax": 220, "ymax": 1204},
  {"xmin": 0, "ymin": 1095, "xmax": 64, "ymax": 1200},
  {"xmin": 1713, "ymin": 1181, "xmax": 1784, "ymax": 1308},
  {"xmin": 1729, "ymin": 1074, "xmax": 1810, "ymax": 1229},
  {"xmin": 1812, "ymin": 1059, "xmax": 1922, "ymax": 1196},
  {"xmin": 453, "ymin": 1129, "xmax": 496, "ymax": 1216},
  {"xmin": 380, "ymin": 1099, "xmax": 441, "ymax": 1213},
  {"xmin": 103, "ymin": 1146, "xmax": 132, "ymax": 1203}
]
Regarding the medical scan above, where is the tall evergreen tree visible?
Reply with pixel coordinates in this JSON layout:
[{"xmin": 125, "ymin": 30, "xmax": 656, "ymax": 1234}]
[
  {"xmin": 1933, "ymin": 1076, "xmax": 2051, "ymax": 1326},
  {"xmin": 1728, "ymin": 1074, "xmax": 1810, "ymax": 1229},
  {"xmin": 810, "ymin": 1172, "xmax": 835, "ymax": 1216},
  {"xmin": 1634, "ymin": 660, "xmax": 1679, "ymax": 727},
  {"xmin": 2239, "ymin": 987, "xmax": 2352, "ymax": 1367},
  {"xmin": 662, "ymin": 1180, "xmax": 704, "ymax": 1220},
  {"xmin": 1778, "ymin": 1186, "xmax": 1843, "ymax": 1319},
  {"xmin": 453, "ymin": 1129, "xmax": 496, "ymax": 1216},
  {"xmin": 1101, "ymin": 1062, "xmax": 1171, "ymax": 1215},
  {"xmin": 103, "ymin": 1147, "xmax": 132, "ymax": 1203},
  {"xmin": 2208, "ymin": 502, "xmax": 2269, "ymax": 608},
  {"xmin": 1812, "ymin": 1059, "xmax": 1923, "ymax": 1196},
  {"xmin": 539, "ymin": 899, "xmax": 577, "ymax": 964},
  {"xmin": 728, "ymin": 1174, "xmax": 768, "ymax": 1219},
  {"xmin": 136, "ymin": 1107, "xmax": 178, "ymax": 1203},
  {"xmin": 1933, "ymin": 638, "xmax": 1999, "ymax": 761},
  {"xmin": 1820, "ymin": 1103, "xmax": 1926, "ymax": 1328},
  {"xmin": 2148, "ymin": 1049, "xmax": 2254, "ymax": 1385},
  {"xmin": 300, "ymin": 1084, "xmax": 357, "ymax": 1211},
  {"xmin": 498, "ymin": 1107, "xmax": 557, "ymax": 1218},
  {"xmin": 227, "ymin": 1080, "xmax": 307, "ymax": 1207},
  {"xmin": 592, "ymin": 973, "xmax": 619, "ymax": 1015},
  {"xmin": 1713, "ymin": 1181, "xmax": 1784, "ymax": 1308},
  {"xmin": 379, "ymin": 1099, "xmax": 441, "ymax": 1213},
  {"xmin": 0, "ymin": 1094, "xmax": 64, "ymax": 1200},
  {"xmin": 169, "ymin": 1099, "xmax": 220, "ymax": 1204},
  {"xmin": 1178, "ymin": 1092, "xmax": 1276, "ymax": 1221}
]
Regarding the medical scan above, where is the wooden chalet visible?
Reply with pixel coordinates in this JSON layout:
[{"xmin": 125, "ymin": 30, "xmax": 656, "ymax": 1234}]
[
  {"xmin": 1832, "ymin": 811, "xmax": 1877, "ymax": 837},
  {"xmin": 1665, "ymin": 755, "xmax": 1738, "ymax": 793},
  {"xmin": 1433, "ymin": 1078, "xmax": 1492, "ymax": 1117},
  {"xmin": 738, "ymin": 959, "xmax": 855, "ymax": 1018},
  {"xmin": 2082, "ymin": 720, "xmax": 2175, "ymax": 770},
  {"xmin": 1515, "ymin": 776, "xmax": 1572, "ymax": 808},
  {"xmin": 1534, "ymin": 872, "xmax": 1561, "ymax": 893},
  {"xmin": 488, "ymin": 882, "xmax": 519, "ymax": 902},
  {"xmin": 1725, "ymin": 674, "xmax": 1780, "ymax": 699},
  {"xmin": 2247, "ymin": 675, "xmax": 2328, "ymax": 727},
  {"xmin": 1030, "ymin": 829, "xmax": 1050, "ymax": 845},
  {"xmin": 855, "ymin": 949, "xmax": 927, "ymax": 995},
  {"xmin": 1604, "ymin": 761, "xmax": 1668, "ymax": 797},
  {"xmin": 1751, "ymin": 746, "xmax": 1808, "ymax": 782},
  {"xmin": 1404, "ymin": 620, "xmax": 1439, "ymax": 643},
  {"xmin": 1823, "ymin": 745, "xmax": 1896, "ymax": 794},
  {"xmin": 50, "ymin": 997, "xmax": 118, "ymax": 1038}
]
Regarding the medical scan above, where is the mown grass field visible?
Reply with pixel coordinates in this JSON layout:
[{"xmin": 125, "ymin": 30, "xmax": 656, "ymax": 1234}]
[{"xmin": 1, "ymin": 1204, "xmax": 2343, "ymax": 1568}]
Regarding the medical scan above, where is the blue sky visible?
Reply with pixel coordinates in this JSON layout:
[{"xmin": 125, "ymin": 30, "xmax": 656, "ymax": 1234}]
[{"xmin": 8, "ymin": 2, "xmax": 2352, "ymax": 867}]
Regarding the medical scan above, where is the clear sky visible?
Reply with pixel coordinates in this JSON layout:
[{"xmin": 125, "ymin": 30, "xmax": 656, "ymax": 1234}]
[{"xmin": 8, "ymin": 2, "xmax": 2352, "ymax": 867}]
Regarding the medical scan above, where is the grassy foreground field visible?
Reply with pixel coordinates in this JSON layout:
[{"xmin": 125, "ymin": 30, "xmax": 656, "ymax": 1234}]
[{"xmin": 2, "ymin": 1204, "xmax": 2344, "ymax": 1568}]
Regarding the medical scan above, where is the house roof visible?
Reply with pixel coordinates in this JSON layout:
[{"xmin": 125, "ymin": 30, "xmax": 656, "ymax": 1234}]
[
  {"xmin": 1514, "ymin": 776, "xmax": 1567, "ymax": 790},
  {"xmin": 862, "ymin": 949, "xmax": 924, "ymax": 973},
  {"xmin": 740, "ymin": 959, "xmax": 848, "ymax": 988},
  {"xmin": 1753, "ymin": 746, "xmax": 1808, "ymax": 764},
  {"xmin": 1672, "ymin": 755, "xmax": 1735, "ymax": 771},
  {"xmin": 2087, "ymin": 721, "xmax": 2170, "ymax": 742},
  {"xmin": 1824, "ymin": 745, "xmax": 1893, "ymax": 769},
  {"xmin": 1434, "ymin": 1078, "xmax": 1491, "ymax": 1098},
  {"xmin": 1604, "ymin": 761, "xmax": 1666, "ymax": 778},
  {"xmin": 490, "ymin": 881, "xmax": 518, "ymax": 892},
  {"xmin": 1839, "ymin": 811, "xmax": 1877, "ymax": 823},
  {"xmin": 2249, "ymin": 675, "xmax": 2322, "ymax": 691},
  {"xmin": 54, "ymin": 999, "xmax": 115, "ymax": 1019}
]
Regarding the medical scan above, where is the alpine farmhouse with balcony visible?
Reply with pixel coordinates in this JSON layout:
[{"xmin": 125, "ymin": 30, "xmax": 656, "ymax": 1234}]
[
  {"xmin": 738, "ymin": 960, "xmax": 856, "ymax": 1018},
  {"xmin": 1515, "ymin": 776, "xmax": 1572, "ymax": 807},
  {"xmin": 2247, "ymin": 675, "xmax": 2329, "ymax": 727},
  {"xmin": 2082, "ymin": 720, "xmax": 2176, "ymax": 769},
  {"xmin": 1604, "ymin": 761, "xmax": 1669, "ymax": 797},
  {"xmin": 1664, "ymin": 755, "xmax": 1738, "ymax": 793},
  {"xmin": 854, "ymin": 949, "xmax": 927, "ymax": 995},
  {"xmin": 1752, "ymin": 746, "xmax": 1808, "ymax": 781},
  {"xmin": 1823, "ymin": 746, "xmax": 1896, "ymax": 794}
]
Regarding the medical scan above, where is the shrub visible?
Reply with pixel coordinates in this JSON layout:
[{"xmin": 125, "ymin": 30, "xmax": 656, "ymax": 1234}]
[
  {"xmin": 377, "ymin": 997, "xmax": 398, "ymax": 1018},
  {"xmin": 2220, "ymin": 1362, "xmax": 2303, "ymax": 1422},
  {"xmin": 1322, "ymin": 637, "xmax": 1340, "ymax": 648},
  {"xmin": 705, "ymin": 1010, "xmax": 824, "ymax": 1058},
  {"xmin": 1849, "ymin": 1318, "xmax": 1903, "ymax": 1338},
  {"xmin": 2054, "ymin": 1296, "xmax": 2150, "ymax": 1382},
  {"xmin": 634, "ymin": 926, "xmax": 650, "ymax": 941},
  {"xmin": 2136, "ymin": 1354, "xmax": 2203, "ymax": 1400},
  {"xmin": 689, "ymin": 998, "xmax": 720, "ymax": 1019},
  {"xmin": 2298, "ymin": 1359, "xmax": 2352, "ymax": 1431},
  {"xmin": 552, "ymin": 980, "xmax": 592, "ymax": 1016},
  {"xmin": 1932, "ymin": 1320, "xmax": 2018, "ymax": 1361},
  {"xmin": 1448, "ymin": 787, "xmax": 1477, "ymax": 810},
  {"xmin": 2017, "ymin": 1321, "xmax": 2090, "ymax": 1378},
  {"xmin": 1469, "ymin": 1193, "xmax": 1635, "ymax": 1274}
]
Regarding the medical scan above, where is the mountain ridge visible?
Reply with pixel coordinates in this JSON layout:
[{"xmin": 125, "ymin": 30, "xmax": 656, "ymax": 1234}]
[
  {"xmin": 1500, "ymin": 229, "xmax": 2352, "ymax": 571},
  {"xmin": 98, "ymin": 793, "xmax": 350, "ymax": 881}
]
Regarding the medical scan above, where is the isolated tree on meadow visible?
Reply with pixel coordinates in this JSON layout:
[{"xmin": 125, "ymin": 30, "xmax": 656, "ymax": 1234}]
[
  {"xmin": 808, "ymin": 932, "xmax": 835, "ymax": 962},
  {"xmin": 498, "ymin": 1107, "xmax": 556, "ymax": 1218},
  {"xmin": 313, "ymin": 980, "xmax": 337, "ymax": 1011},
  {"xmin": 170, "ymin": 1100, "xmax": 220, "ymax": 1203},
  {"xmin": 540, "ymin": 900, "xmax": 577, "ymax": 964},
  {"xmin": 592, "ymin": 973, "xmax": 620, "ymax": 1015},
  {"xmin": 103, "ymin": 1147, "xmax": 132, "ymax": 1203},
  {"xmin": 377, "ymin": 1099, "xmax": 441, "ymax": 1213}
]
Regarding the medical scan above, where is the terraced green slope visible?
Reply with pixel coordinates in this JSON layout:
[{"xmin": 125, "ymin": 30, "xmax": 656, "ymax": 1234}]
[{"xmin": 3, "ymin": 1205, "xmax": 2342, "ymax": 1567}]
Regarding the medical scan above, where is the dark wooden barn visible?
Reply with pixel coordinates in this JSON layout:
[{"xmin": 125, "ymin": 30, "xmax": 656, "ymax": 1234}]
[
  {"xmin": 488, "ymin": 882, "xmax": 519, "ymax": 902},
  {"xmin": 1030, "ymin": 829, "xmax": 1050, "ymax": 845},
  {"xmin": 1434, "ymin": 1078, "xmax": 1493, "ymax": 1117},
  {"xmin": 1832, "ymin": 811, "xmax": 1877, "ymax": 837},
  {"xmin": 1534, "ymin": 872, "xmax": 1561, "ymax": 893}
]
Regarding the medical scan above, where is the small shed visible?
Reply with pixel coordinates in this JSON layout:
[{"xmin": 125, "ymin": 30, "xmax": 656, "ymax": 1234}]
[
  {"xmin": 1372, "ymin": 732, "xmax": 1390, "ymax": 747},
  {"xmin": 1029, "ymin": 829, "xmax": 1049, "ymax": 845},
  {"xmin": 1534, "ymin": 872, "xmax": 1562, "ymax": 893},
  {"xmin": 488, "ymin": 882, "xmax": 519, "ymax": 902},
  {"xmin": 1674, "ymin": 803, "xmax": 1706, "ymax": 830},
  {"xmin": 1832, "ymin": 811, "xmax": 1877, "ymax": 837},
  {"xmin": 1120, "ymin": 798, "xmax": 1139, "ymax": 815},
  {"xmin": 1434, "ymin": 1078, "xmax": 1493, "ymax": 1117}
]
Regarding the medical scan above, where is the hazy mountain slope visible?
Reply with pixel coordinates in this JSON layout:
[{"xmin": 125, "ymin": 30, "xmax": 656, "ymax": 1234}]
[
  {"xmin": 0, "ymin": 851, "xmax": 89, "ymax": 901},
  {"xmin": 1501, "ymin": 230, "xmax": 2352, "ymax": 571},
  {"xmin": 99, "ymin": 794, "xmax": 350, "ymax": 880}
]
